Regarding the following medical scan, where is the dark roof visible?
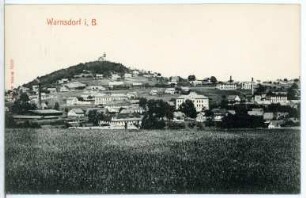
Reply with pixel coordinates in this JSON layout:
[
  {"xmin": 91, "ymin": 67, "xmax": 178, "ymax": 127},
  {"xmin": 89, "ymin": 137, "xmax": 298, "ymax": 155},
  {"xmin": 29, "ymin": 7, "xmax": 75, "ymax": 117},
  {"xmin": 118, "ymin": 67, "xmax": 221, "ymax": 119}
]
[{"xmin": 29, "ymin": 109, "xmax": 63, "ymax": 115}]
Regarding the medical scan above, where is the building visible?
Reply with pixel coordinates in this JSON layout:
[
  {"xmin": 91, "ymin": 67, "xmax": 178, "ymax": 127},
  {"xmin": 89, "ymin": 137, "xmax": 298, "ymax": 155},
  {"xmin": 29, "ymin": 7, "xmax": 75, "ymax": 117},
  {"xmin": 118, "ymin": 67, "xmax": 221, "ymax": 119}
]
[
  {"xmin": 95, "ymin": 74, "xmax": 104, "ymax": 79},
  {"xmin": 191, "ymin": 80, "xmax": 202, "ymax": 86},
  {"xmin": 132, "ymin": 70, "xmax": 139, "ymax": 76},
  {"xmin": 74, "ymin": 73, "xmax": 92, "ymax": 78},
  {"xmin": 173, "ymin": 111, "xmax": 186, "ymax": 123},
  {"xmin": 176, "ymin": 92, "xmax": 209, "ymax": 112},
  {"xmin": 132, "ymin": 82, "xmax": 143, "ymax": 87},
  {"xmin": 196, "ymin": 112, "xmax": 207, "ymax": 122},
  {"xmin": 32, "ymin": 85, "xmax": 39, "ymax": 92},
  {"xmin": 111, "ymin": 74, "xmax": 121, "ymax": 81},
  {"xmin": 57, "ymin": 78, "xmax": 69, "ymax": 84},
  {"xmin": 124, "ymin": 73, "xmax": 132, "ymax": 78},
  {"xmin": 227, "ymin": 95, "xmax": 241, "ymax": 103},
  {"xmin": 165, "ymin": 88, "xmax": 176, "ymax": 94},
  {"xmin": 127, "ymin": 92, "xmax": 138, "ymax": 99},
  {"xmin": 66, "ymin": 97, "xmax": 92, "ymax": 106},
  {"xmin": 13, "ymin": 109, "xmax": 63, "ymax": 124},
  {"xmin": 19, "ymin": 86, "xmax": 30, "ymax": 93},
  {"xmin": 150, "ymin": 89, "xmax": 158, "ymax": 95},
  {"xmin": 94, "ymin": 93, "xmax": 129, "ymax": 105},
  {"xmin": 86, "ymin": 86, "xmax": 106, "ymax": 91},
  {"xmin": 216, "ymin": 83, "xmax": 237, "ymax": 90},
  {"xmin": 247, "ymin": 108, "xmax": 264, "ymax": 116},
  {"xmin": 109, "ymin": 81, "xmax": 125, "ymax": 89},
  {"xmin": 47, "ymin": 87, "xmax": 57, "ymax": 94},
  {"xmin": 66, "ymin": 97, "xmax": 78, "ymax": 106},
  {"xmin": 60, "ymin": 86, "xmax": 70, "ymax": 92},
  {"xmin": 268, "ymin": 120, "xmax": 283, "ymax": 129},
  {"xmin": 180, "ymin": 87, "xmax": 190, "ymax": 94},
  {"xmin": 241, "ymin": 82, "xmax": 256, "ymax": 90},
  {"xmin": 266, "ymin": 92, "xmax": 288, "ymax": 104},
  {"xmin": 263, "ymin": 112, "xmax": 274, "ymax": 120},
  {"xmin": 65, "ymin": 81, "xmax": 86, "ymax": 90},
  {"xmin": 68, "ymin": 108, "xmax": 85, "ymax": 117}
]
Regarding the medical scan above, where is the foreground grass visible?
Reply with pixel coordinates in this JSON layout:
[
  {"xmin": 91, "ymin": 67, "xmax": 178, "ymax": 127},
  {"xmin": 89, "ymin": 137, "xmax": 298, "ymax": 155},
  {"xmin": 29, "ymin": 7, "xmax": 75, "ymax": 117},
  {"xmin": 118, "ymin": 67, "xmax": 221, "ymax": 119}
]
[{"xmin": 5, "ymin": 128, "xmax": 300, "ymax": 194}]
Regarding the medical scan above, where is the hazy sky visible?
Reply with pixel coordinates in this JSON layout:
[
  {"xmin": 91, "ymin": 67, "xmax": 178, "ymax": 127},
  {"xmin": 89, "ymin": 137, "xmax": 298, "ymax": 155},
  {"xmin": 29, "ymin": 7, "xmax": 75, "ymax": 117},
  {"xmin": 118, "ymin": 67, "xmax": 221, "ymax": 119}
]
[{"xmin": 5, "ymin": 4, "xmax": 300, "ymax": 88}]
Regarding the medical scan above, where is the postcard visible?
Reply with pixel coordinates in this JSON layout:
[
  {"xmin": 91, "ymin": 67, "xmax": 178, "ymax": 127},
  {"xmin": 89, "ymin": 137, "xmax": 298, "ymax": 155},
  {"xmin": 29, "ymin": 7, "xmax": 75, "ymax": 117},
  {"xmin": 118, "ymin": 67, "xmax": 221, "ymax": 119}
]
[{"xmin": 3, "ymin": 3, "xmax": 302, "ymax": 196}]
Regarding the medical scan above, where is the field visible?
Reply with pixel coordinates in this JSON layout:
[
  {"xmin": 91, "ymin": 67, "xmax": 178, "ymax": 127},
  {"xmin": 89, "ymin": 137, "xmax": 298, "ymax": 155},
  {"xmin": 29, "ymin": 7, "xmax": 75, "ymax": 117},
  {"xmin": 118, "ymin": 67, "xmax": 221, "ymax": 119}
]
[{"xmin": 5, "ymin": 128, "xmax": 300, "ymax": 194}]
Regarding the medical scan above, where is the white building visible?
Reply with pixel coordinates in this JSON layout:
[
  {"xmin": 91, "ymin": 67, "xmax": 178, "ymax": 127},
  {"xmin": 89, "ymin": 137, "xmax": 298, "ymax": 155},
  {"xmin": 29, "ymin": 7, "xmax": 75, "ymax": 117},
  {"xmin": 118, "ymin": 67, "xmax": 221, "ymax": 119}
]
[
  {"xmin": 60, "ymin": 86, "xmax": 70, "ymax": 92},
  {"xmin": 176, "ymin": 92, "xmax": 209, "ymax": 112},
  {"xmin": 241, "ymin": 82, "xmax": 255, "ymax": 90},
  {"xmin": 111, "ymin": 74, "xmax": 121, "ymax": 81},
  {"xmin": 94, "ymin": 93, "xmax": 128, "ymax": 105},
  {"xmin": 47, "ymin": 87, "xmax": 57, "ymax": 94},
  {"xmin": 95, "ymin": 74, "xmax": 104, "ymax": 79},
  {"xmin": 132, "ymin": 70, "xmax": 139, "ymax": 76},
  {"xmin": 216, "ymin": 83, "xmax": 237, "ymax": 90},
  {"xmin": 57, "ymin": 78, "xmax": 69, "ymax": 84},
  {"xmin": 132, "ymin": 82, "xmax": 143, "ymax": 87},
  {"xmin": 66, "ymin": 97, "xmax": 79, "ymax": 106},
  {"xmin": 66, "ymin": 97, "xmax": 92, "ymax": 106},
  {"xmin": 191, "ymin": 80, "xmax": 202, "ymax": 86},
  {"xmin": 67, "ymin": 108, "xmax": 85, "ymax": 118},
  {"xmin": 109, "ymin": 81, "xmax": 124, "ymax": 88},
  {"xmin": 124, "ymin": 73, "xmax": 132, "ymax": 78},
  {"xmin": 32, "ymin": 85, "xmax": 39, "ymax": 92},
  {"xmin": 266, "ymin": 93, "xmax": 288, "ymax": 104},
  {"xmin": 165, "ymin": 88, "xmax": 176, "ymax": 94},
  {"xmin": 86, "ymin": 85, "xmax": 106, "ymax": 91}
]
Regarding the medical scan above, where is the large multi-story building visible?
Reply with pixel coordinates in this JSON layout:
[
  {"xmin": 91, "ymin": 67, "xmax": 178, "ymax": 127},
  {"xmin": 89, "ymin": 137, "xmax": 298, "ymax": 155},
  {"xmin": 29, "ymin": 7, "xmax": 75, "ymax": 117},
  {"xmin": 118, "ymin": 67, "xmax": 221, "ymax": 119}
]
[{"xmin": 176, "ymin": 92, "xmax": 209, "ymax": 112}]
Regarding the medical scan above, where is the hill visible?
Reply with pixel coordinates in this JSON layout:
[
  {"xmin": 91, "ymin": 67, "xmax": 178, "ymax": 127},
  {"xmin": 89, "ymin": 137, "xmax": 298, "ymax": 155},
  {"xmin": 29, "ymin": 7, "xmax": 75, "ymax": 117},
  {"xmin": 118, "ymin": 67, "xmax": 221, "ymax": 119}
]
[{"xmin": 23, "ymin": 61, "xmax": 131, "ymax": 87}]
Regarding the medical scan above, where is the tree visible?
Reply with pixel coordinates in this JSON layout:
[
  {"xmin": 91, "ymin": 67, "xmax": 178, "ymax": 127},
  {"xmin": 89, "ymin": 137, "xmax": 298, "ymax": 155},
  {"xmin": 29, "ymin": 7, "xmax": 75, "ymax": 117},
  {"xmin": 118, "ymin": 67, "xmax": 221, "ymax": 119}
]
[
  {"xmin": 210, "ymin": 76, "xmax": 217, "ymax": 84},
  {"xmin": 255, "ymin": 84, "xmax": 267, "ymax": 94},
  {"xmin": 139, "ymin": 97, "xmax": 148, "ymax": 109},
  {"xmin": 287, "ymin": 83, "xmax": 299, "ymax": 100},
  {"xmin": 141, "ymin": 99, "xmax": 173, "ymax": 129},
  {"xmin": 88, "ymin": 109, "xmax": 104, "ymax": 126},
  {"xmin": 54, "ymin": 102, "xmax": 60, "ymax": 110},
  {"xmin": 11, "ymin": 93, "xmax": 37, "ymax": 114},
  {"xmin": 220, "ymin": 95, "xmax": 228, "ymax": 109},
  {"xmin": 179, "ymin": 99, "xmax": 197, "ymax": 118},
  {"xmin": 188, "ymin": 75, "xmax": 196, "ymax": 81}
]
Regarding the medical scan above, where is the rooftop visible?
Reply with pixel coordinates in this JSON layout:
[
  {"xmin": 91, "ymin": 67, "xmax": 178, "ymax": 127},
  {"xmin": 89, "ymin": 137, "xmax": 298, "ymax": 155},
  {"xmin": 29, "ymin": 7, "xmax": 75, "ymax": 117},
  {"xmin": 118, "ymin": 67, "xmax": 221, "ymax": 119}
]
[{"xmin": 177, "ymin": 92, "xmax": 208, "ymax": 100}]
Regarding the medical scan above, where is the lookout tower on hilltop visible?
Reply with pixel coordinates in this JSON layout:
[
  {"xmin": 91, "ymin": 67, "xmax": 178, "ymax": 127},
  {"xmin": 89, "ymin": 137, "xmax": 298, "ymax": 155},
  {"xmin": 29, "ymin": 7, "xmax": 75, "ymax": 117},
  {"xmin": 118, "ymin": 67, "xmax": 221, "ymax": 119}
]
[{"xmin": 98, "ymin": 52, "xmax": 107, "ymax": 62}]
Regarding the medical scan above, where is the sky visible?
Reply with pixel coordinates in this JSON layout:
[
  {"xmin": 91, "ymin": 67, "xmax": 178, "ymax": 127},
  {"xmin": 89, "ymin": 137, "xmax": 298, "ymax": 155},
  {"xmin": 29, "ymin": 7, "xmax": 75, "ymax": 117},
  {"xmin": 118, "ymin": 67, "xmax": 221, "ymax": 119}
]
[{"xmin": 4, "ymin": 4, "xmax": 300, "ymax": 88}]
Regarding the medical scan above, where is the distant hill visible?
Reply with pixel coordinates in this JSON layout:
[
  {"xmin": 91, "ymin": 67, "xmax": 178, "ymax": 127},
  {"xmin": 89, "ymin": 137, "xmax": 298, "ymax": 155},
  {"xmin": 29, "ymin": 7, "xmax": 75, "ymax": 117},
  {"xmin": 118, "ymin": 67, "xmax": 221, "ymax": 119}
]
[{"xmin": 23, "ymin": 61, "xmax": 131, "ymax": 88}]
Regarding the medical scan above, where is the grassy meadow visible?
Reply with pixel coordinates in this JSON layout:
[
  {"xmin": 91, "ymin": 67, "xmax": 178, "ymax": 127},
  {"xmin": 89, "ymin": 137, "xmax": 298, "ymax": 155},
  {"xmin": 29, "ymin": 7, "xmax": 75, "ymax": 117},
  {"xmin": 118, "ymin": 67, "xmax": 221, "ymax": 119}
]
[{"xmin": 5, "ymin": 128, "xmax": 300, "ymax": 194}]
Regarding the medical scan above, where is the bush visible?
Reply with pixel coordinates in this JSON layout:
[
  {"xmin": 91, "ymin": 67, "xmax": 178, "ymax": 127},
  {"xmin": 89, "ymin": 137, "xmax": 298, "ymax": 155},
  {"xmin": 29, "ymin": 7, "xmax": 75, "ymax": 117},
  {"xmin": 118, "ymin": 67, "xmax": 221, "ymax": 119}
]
[{"xmin": 167, "ymin": 122, "xmax": 185, "ymax": 130}]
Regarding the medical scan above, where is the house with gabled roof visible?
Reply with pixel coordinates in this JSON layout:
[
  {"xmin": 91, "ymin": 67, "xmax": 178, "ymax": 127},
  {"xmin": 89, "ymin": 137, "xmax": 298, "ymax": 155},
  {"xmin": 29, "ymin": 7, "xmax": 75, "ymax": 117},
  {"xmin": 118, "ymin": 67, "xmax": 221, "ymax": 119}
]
[{"xmin": 67, "ymin": 108, "xmax": 85, "ymax": 118}]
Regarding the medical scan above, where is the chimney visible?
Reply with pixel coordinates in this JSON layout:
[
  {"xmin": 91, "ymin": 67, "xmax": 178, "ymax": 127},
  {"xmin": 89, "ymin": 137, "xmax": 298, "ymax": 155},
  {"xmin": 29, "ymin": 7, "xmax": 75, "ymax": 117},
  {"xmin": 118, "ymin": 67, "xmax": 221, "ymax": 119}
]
[
  {"xmin": 38, "ymin": 83, "xmax": 42, "ymax": 109},
  {"xmin": 251, "ymin": 77, "xmax": 254, "ymax": 96}
]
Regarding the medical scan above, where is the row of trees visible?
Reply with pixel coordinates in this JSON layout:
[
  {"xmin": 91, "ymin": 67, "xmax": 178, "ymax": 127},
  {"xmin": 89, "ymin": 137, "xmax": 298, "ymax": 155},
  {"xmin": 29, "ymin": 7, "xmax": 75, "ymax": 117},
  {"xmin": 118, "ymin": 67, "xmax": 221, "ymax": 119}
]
[{"xmin": 187, "ymin": 75, "xmax": 217, "ymax": 83}]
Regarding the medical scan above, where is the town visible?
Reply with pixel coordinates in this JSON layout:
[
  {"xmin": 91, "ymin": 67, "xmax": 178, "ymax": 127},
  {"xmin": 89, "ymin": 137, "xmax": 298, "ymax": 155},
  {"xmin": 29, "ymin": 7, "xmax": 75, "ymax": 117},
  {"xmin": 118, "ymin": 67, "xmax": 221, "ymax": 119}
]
[{"xmin": 5, "ymin": 60, "xmax": 301, "ymax": 130}]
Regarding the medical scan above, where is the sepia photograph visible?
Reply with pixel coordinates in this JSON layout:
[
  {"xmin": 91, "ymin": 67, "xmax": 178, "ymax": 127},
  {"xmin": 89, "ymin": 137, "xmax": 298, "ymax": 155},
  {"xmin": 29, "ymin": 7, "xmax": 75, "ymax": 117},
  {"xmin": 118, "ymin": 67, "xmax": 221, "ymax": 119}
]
[{"xmin": 3, "ymin": 3, "xmax": 302, "ymax": 195}]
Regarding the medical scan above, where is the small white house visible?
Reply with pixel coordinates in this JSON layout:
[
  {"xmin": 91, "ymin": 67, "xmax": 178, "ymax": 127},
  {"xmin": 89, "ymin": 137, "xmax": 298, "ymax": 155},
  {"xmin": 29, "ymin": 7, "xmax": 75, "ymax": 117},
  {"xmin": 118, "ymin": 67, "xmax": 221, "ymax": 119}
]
[
  {"xmin": 60, "ymin": 86, "xmax": 70, "ymax": 92},
  {"xmin": 68, "ymin": 108, "xmax": 85, "ymax": 117},
  {"xmin": 227, "ymin": 95, "xmax": 241, "ymax": 103},
  {"xmin": 150, "ymin": 89, "xmax": 158, "ymax": 95},
  {"xmin": 196, "ymin": 112, "xmax": 207, "ymax": 122},
  {"xmin": 66, "ymin": 97, "xmax": 78, "ymax": 106},
  {"xmin": 96, "ymin": 74, "xmax": 104, "ymax": 79},
  {"xmin": 165, "ymin": 88, "xmax": 176, "ymax": 94},
  {"xmin": 124, "ymin": 73, "xmax": 132, "ymax": 78},
  {"xmin": 111, "ymin": 74, "xmax": 121, "ymax": 81},
  {"xmin": 47, "ymin": 87, "xmax": 57, "ymax": 94}
]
